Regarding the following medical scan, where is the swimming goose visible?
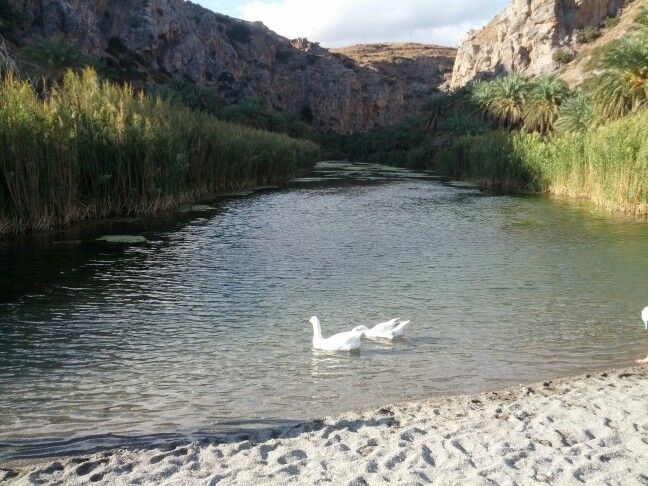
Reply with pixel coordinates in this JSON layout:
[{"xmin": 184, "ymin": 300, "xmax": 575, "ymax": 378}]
[
  {"xmin": 353, "ymin": 318, "xmax": 411, "ymax": 340},
  {"xmin": 309, "ymin": 316, "xmax": 365, "ymax": 352}
]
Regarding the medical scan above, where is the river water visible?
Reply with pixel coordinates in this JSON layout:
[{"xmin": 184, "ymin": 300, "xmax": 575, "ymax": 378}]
[{"xmin": 1, "ymin": 162, "xmax": 647, "ymax": 459}]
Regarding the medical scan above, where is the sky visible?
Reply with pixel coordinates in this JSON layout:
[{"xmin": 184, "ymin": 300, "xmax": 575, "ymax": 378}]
[{"xmin": 194, "ymin": 0, "xmax": 509, "ymax": 47}]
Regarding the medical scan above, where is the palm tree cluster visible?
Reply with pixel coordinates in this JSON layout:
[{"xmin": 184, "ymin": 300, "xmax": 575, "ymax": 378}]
[
  {"xmin": 435, "ymin": 8, "xmax": 648, "ymax": 137},
  {"xmin": 585, "ymin": 10, "xmax": 648, "ymax": 121},
  {"xmin": 469, "ymin": 73, "xmax": 571, "ymax": 135}
]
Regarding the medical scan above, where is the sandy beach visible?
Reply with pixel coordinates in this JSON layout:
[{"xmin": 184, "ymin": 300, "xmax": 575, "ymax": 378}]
[{"xmin": 2, "ymin": 366, "xmax": 647, "ymax": 485}]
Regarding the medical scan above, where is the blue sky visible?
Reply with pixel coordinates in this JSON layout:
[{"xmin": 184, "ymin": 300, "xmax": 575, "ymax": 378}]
[{"xmin": 193, "ymin": 0, "xmax": 509, "ymax": 47}]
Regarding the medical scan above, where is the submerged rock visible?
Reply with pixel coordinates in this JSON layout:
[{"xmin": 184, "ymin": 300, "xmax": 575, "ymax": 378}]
[
  {"xmin": 97, "ymin": 235, "xmax": 147, "ymax": 244},
  {"xmin": 177, "ymin": 204, "xmax": 217, "ymax": 213}
]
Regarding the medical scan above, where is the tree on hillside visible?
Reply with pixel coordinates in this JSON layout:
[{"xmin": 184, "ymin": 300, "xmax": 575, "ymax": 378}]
[
  {"xmin": 555, "ymin": 90, "xmax": 594, "ymax": 133},
  {"xmin": 523, "ymin": 74, "xmax": 570, "ymax": 134},
  {"xmin": 586, "ymin": 11, "xmax": 648, "ymax": 121},
  {"xmin": 21, "ymin": 36, "xmax": 95, "ymax": 89},
  {"xmin": 471, "ymin": 72, "xmax": 529, "ymax": 129}
]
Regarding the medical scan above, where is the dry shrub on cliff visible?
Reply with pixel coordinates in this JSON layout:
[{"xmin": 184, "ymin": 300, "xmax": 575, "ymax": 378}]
[
  {"xmin": 0, "ymin": 68, "xmax": 320, "ymax": 233},
  {"xmin": 576, "ymin": 26, "xmax": 602, "ymax": 44},
  {"xmin": 553, "ymin": 48, "xmax": 576, "ymax": 65}
]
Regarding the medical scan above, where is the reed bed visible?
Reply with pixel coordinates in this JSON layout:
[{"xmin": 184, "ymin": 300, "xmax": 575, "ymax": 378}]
[
  {"xmin": 433, "ymin": 110, "xmax": 648, "ymax": 216},
  {"xmin": 0, "ymin": 69, "xmax": 320, "ymax": 233}
]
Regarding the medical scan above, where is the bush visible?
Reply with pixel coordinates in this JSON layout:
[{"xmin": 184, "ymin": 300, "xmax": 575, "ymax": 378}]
[
  {"xmin": 553, "ymin": 48, "xmax": 575, "ymax": 64},
  {"xmin": 577, "ymin": 26, "xmax": 601, "ymax": 44},
  {"xmin": 432, "ymin": 110, "xmax": 648, "ymax": 214},
  {"xmin": 602, "ymin": 16, "xmax": 620, "ymax": 29},
  {"xmin": 636, "ymin": 7, "xmax": 648, "ymax": 29}
]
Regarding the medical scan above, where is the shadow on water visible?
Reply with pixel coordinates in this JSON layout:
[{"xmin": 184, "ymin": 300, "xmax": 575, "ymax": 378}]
[{"xmin": 0, "ymin": 164, "xmax": 438, "ymax": 302}]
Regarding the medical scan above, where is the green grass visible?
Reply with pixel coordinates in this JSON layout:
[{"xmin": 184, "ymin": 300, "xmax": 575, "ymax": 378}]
[
  {"xmin": 0, "ymin": 69, "xmax": 320, "ymax": 234},
  {"xmin": 432, "ymin": 110, "xmax": 648, "ymax": 215}
]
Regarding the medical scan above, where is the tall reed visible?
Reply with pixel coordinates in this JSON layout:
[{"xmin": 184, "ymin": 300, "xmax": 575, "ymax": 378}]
[
  {"xmin": 433, "ymin": 110, "xmax": 648, "ymax": 215},
  {"xmin": 0, "ymin": 69, "xmax": 320, "ymax": 233}
]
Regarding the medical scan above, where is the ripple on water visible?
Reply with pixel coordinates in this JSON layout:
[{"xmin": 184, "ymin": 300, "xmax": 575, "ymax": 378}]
[{"xmin": 1, "ymin": 163, "xmax": 648, "ymax": 458}]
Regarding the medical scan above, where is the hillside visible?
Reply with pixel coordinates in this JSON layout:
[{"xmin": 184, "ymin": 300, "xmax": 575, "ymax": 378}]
[
  {"xmin": 449, "ymin": 0, "xmax": 628, "ymax": 89},
  {"xmin": 331, "ymin": 43, "xmax": 457, "ymax": 115},
  {"xmin": 559, "ymin": 0, "xmax": 648, "ymax": 85},
  {"xmin": 5, "ymin": 0, "xmax": 455, "ymax": 134}
]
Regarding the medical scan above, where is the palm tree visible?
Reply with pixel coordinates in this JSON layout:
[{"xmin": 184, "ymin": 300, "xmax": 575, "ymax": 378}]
[
  {"xmin": 472, "ymin": 73, "xmax": 529, "ymax": 128},
  {"xmin": 586, "ymin": 22, "xmax": 648, "ymax": 121},
  {"xmin": 21, "ymin": 36, "xmax": 94, "ymax": 88},
  {"xmin": 523, "ymin": 74, "xmax": 570, "ymax": 134},
  {"xmin": 555, "ymin": 90, "xmax": 594, "ymax": 133}
]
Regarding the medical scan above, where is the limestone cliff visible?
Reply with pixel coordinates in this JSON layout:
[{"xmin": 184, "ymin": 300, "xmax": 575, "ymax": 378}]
[
  {"xmin": 8, "ymin": 0, "xmax": 455, "ymax": 133},
  {"xmin": 331, "ymin": 44, "xmax": 457, "ymax": 121},
  {"xmin": 450, "ymin": 0, "xmax": 626, "ymax": 89}
]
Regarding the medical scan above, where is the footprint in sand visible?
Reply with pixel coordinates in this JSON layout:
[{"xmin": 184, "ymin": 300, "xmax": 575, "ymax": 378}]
[
  {"xmin": 357, "ymin": 438, "xmax": 379, "ymax": 457},
  {"xmin": 76, "ymin": 459, "xmax": 108, "ymax": 476},
  {"xmin": 277, "ymin": 449, "xmax": 307, "ymax": 465},
  {"xmin": 385, "ymin": 450, "xmax": 407, "ymax": 470}
]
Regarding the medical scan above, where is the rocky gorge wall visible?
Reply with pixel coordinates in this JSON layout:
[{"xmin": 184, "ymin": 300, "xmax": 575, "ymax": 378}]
[
  {"xmin": 450, "ymin": 0, "xmax": 626, "ymax": 88},
  {"xmin": 8, "ymin": 0, "xmax": 455, "ymax": 134}
]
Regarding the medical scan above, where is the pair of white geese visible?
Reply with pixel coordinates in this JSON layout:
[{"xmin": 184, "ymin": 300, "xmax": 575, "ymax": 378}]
[
  {"xmin": 309, "ymin": 315, "xmax": 410, "ymax": 351},
  {"xmin": 309, "ymin": 306, "xmax": 648, "ymax": 354}
]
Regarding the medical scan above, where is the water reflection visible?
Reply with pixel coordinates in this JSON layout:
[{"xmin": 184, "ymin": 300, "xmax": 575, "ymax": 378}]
[{"xmin": 1, "ymin": 162, "xmax": 647, "ymax": 459}]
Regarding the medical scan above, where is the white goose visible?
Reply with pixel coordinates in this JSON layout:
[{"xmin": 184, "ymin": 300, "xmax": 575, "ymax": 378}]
[
  {"xmin": 309, "ymin": 316, "xmax": 365, "ymax": 352},
  {"xmin": 354, "ymin": 318, "xmax": 410, "ymax": 340}
]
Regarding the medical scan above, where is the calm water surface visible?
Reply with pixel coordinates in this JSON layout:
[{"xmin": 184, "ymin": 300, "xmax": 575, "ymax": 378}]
[{"xmin": 1, "ymin": 162, "xmax": 647, "ymax": 459}]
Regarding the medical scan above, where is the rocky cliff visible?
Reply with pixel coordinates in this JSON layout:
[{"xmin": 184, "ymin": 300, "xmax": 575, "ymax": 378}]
[
  {"xmin": 8, "ymin": 0, "xmax": 455, "ymax": 133},
  {"xmin": 331, "ymin": 44, "xmax": 457, "ymax": 120},
  {"xmin": 450, "ymin": 0, "xmax": 625, "ymax": 89}
]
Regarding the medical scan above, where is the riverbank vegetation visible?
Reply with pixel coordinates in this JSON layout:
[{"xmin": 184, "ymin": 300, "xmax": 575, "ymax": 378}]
[
  {"xmin": 0, "ymin": 68, "xmax": 320, "ymax": 234},
  {"xmin": 345, "ymin": 7, "xmax": 648, "ymax": 215}
]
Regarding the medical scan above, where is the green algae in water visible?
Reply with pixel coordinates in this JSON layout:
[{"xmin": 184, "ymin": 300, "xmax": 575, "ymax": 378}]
[
  {"xmin": 98, "ymin": 235, "xmax": 147, "ymax": 244},
  {"xmin": 178, "ymin": 204, "xmax": 218, "ymax": 213}
]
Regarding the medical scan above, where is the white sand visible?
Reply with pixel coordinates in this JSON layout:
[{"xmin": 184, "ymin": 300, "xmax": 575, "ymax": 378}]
[{"xmin": 3, "ymin": 367, "xmax": 648, "ymax": 485}]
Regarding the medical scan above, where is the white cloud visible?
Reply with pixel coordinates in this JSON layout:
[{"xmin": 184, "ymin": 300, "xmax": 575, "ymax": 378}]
[{"xmin": 239, "ymin": 0, "xmax": 509, "ymax": 47}]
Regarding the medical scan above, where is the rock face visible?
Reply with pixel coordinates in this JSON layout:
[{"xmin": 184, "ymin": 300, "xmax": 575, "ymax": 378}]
[
  {"xmin": 331, "ymin": 44, "xmax": 457, "ymax": 122},
  {"xmin": 450, "ymin": 0, "xmax": 625, "ymax": 89},
  {"xmin": 9, "ymin": 0, "xmax": 455, "ymax": 133}
]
